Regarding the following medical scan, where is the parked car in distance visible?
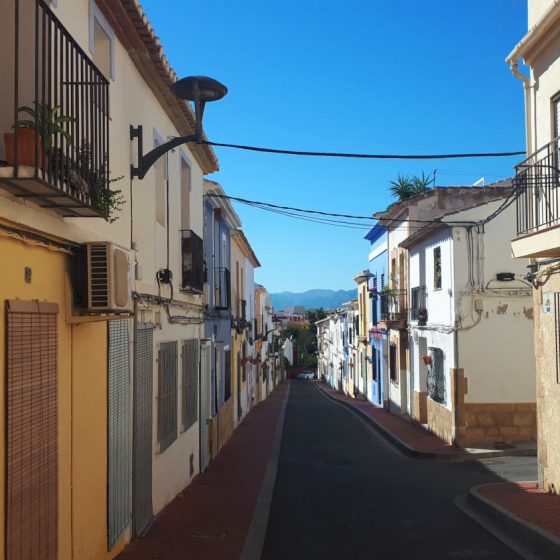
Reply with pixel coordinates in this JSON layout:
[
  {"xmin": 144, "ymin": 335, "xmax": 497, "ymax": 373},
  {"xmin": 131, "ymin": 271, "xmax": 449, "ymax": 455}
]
[{"xmin": 296, "ymin": 371, "xmax": 315, "ymax": 380}]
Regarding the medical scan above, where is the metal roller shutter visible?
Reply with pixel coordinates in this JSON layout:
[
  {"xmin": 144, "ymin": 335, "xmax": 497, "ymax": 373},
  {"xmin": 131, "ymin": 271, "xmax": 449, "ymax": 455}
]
[
  {"xmin": 108, "ymin": 320, "xmax": 131, "ymax": 548},
  {"xmin": 6, "ymin": 300, "xmax": 59, "ymax": 560},
  {"xmin": 133, "ymin": 325, "xmax": 154, "ymax": 537}
]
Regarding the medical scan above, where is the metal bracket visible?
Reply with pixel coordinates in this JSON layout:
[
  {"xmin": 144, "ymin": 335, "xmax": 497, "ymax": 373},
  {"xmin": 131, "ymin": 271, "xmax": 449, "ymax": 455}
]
[{"xmin": 129, "ymin": 124, "xmax": 199, "ymax": 180}]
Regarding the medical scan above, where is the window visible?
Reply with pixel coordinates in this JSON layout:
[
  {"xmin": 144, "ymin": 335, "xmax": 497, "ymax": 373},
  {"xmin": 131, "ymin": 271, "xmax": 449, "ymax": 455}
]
[
  {"xmin": 433, "ymin": 246, "xmax": 442, "ymax": 290},
  {"xmin": 154, "ymin": 132, "xmax": 168, "ymax": 227},
  {"xmin": 89, "ymin": 1, "xmax": 115, "ymax": 80},
  {"xmin": 182, "ymin": 340, "xmax": 199, "ymax": 432},
  {"xmin": 411, "ymin": 286, "xmax": 427, "ymax": 320},
  {"xmin": 427, "ymin": 347, "xmax": 445, "ymax": 403},
  {"xmin": 553, "ymin": 93, "xmax": 560, "ymax": 139},
  {"xmin": 389, "ymin": 342, "xmax": 398, "ymax": 383},
  {"xmin": 180, "ymin": 155, "xmax": 191, "ymax": 230},
  {"xmin": 158, "ymin": 342, "xmax": 178, "ymax": 452},
  {"xmin": 224, "ymin": 349, "xmax": 232, "ymax": 401},
  {"xmin": 372, "ymin": 347, "xmax": 378, "ymax": 381}
]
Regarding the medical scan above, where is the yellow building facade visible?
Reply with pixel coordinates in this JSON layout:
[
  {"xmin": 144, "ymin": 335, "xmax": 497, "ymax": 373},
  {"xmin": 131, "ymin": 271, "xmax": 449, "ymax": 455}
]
[{"xmin": 0, "ymin": 0, "xmax": 217, "ymax": 558}]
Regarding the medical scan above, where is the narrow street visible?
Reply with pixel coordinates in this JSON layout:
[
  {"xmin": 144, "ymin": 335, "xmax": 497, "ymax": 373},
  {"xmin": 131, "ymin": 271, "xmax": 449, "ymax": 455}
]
[{"xmin": 262, "ymin": 381, "xmax": 536, "ymax": 560}]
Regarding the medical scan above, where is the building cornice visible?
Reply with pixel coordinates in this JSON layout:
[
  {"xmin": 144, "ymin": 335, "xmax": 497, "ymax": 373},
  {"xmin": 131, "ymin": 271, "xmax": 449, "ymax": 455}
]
[
  {"xmin": 97, "ymin": 0, "xmax": 219, "ymax": 173},
  {"xmin": 506, "ymin": 1, "xmax": 560, "ymax": 65}
]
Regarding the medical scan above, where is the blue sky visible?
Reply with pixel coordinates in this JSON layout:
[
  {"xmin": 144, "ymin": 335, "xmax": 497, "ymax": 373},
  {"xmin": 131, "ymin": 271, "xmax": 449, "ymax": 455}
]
[{"xmin": 141, "ymin": 0, "xmax": 527, "ymax": 293}]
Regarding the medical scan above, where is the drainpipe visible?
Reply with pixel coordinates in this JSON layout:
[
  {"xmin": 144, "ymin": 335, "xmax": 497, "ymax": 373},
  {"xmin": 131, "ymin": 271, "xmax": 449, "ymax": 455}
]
[
  {"xmin": 508, "ymin": 59, "xmax": 533, "ymax": 155},
  {"xmin": 453, "ymin": 321, "xmax": 460, "ymax": 446}
]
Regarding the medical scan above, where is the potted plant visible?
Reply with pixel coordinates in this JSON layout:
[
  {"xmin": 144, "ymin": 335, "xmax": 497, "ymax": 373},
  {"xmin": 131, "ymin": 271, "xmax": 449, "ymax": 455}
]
[{"xmin": 4, "ymin": 103, "xmax": 75, "ymax": 168}]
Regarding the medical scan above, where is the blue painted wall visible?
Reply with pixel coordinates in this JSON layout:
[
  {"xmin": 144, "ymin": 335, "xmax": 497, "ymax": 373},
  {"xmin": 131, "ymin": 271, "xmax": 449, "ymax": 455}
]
[
  {"xmin": 365, "ymin": 224, "xmax": 388, "ymax": 407},
  {"xmin": 204, "ymin": 200, "xmax": 233, "ymax": 413}
]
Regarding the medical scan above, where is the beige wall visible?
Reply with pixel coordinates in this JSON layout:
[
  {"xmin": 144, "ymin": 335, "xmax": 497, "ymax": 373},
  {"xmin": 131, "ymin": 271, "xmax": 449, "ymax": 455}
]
[
  {"xmin": 528, "ymin": 0, "xmax": 555, "ymax": 27},
  {"xmin": 0, "ymin": 0, "xmax": 210, "ymax": 554}
]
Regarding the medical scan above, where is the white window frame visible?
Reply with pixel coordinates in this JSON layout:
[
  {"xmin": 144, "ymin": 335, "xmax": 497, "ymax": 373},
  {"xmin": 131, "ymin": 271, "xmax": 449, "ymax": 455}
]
[{"xmin": 89, "ymin": 0, "xmax": 116, "ymax": 80}]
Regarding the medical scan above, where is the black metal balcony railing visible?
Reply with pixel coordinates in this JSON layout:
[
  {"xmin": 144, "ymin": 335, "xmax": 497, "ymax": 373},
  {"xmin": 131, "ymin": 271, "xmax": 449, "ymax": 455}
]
[
  {"xmin": 1, "ymin": 0, "xmax": 109, "ymax": 217},
  {"xmin": 180, "ymin": 230, "xmax": 204, "ymax": 292},
  {"xmin": 410, "ymin": 286, "xmax": 427, "ymax": 321},
  {"xmin": 516, "ymin": 136, "xmax": 560, "ymax": 235},
  {"xmin": 380, "ymin": 289, "xmax": 407, "ymax": 323},
  {"xmin": 214, "ymin": 267, "xmax": 231, "ymax": 310}
]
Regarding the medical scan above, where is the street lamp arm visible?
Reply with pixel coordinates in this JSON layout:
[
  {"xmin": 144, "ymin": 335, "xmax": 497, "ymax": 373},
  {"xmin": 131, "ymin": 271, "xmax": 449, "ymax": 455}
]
[{"xmin": 130, "ymin": 126, "xmax": 198, "ymax": 179}]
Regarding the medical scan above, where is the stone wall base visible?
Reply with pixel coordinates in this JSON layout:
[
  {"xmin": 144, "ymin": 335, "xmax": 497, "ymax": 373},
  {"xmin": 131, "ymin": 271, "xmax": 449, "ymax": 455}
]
[
  {"xmin": 457, "ymin": 402, "xmax": 536, "ymax": 447},
  {"xmin": 427, "ymin": 398, "xmax": 455, "ymax": 444},
  {"xmin": 413, "ymin": 391, "xmax": 427, "ymax": 423}
]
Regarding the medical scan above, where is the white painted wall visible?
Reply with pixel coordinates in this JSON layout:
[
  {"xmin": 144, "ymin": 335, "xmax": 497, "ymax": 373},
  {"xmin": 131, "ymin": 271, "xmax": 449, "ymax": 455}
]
[{"xmin": 408, "ymin": 200, "xmax": 536, "ymax": 411}]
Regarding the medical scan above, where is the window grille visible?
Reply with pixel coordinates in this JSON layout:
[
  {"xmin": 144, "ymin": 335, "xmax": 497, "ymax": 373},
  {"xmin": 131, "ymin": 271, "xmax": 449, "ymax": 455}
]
[
  {"xmin": 427, "ymin": 347, "xmax": 445, "ymax": 403},
  {"xmin": 158, "ymin": 341, "xmax": 178, "ymax": 452},
  {"xmin": 108, "ymin": 320, "xmax": 131, "ymax": 548},
  {"xmin": 133, "ymin": 325, "xmax": 153, "ymax": 537},
  {"xmin": 182, "ymin": 340, "xmax": 199, "ymax": 432}
]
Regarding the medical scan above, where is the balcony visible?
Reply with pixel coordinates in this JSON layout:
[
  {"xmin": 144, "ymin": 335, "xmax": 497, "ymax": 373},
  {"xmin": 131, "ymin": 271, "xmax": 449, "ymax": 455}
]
[
  {"xmin": 380, "ymin": 289, "xmax": 407, "ymax": 328},
  {"xmin": 214, "ymin": 267, "xmax": 231, "ymax": 310},
  {"xmin": 0, "ymin": 1, "xmax": 110, "ymax": 218},
  {"xmin": 410, "ymin": 286, "xmax": 427, "ymax": 325},
  {"xmin": 513, "ymin": 136, "xmax": 560, "ymax": 258},
  {"xmin": 238, "ymin": 298, "xmax": 247, "ymax": 320},
  {"xmin": 180, "ymin": 230, "xmax": 204, "ymax": 292}
]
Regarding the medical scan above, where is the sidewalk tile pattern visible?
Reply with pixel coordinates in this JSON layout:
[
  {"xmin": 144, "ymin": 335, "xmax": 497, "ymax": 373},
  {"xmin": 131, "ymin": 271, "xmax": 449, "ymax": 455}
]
[
  {"xmin": 317, "ymin": 381, "xmax": 461, "ymax": 454},
  {"xmin": 118, "ymin": 381, "xmax": 288, "ymax": 560},
  {"xmin": 478, "ymin": 482, "xmax": 560, "ymax": 539}
]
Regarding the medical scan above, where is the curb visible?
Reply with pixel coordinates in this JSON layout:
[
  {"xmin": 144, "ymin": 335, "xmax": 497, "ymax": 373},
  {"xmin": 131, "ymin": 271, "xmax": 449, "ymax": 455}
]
[
  {"xmin": 463, "ymin": 484, "xmax": 560, "ymax": 560},
  {"xmin": 313, "ymin": 382, "xmax": 535, "ymax": 461},
  {"xmin": 240, "ymin": 381, "xmax": 290, "ymax": 560}
]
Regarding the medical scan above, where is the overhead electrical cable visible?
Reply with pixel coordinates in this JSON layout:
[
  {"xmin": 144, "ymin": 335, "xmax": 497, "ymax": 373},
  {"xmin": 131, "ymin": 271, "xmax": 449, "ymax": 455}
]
[
  {"xmin": 206, "ymin": 194, "xmax": 478, "ymax": 226},
  {"xmin": 204, "ymin": 140, "xmax": 524, "ymax": 160}
]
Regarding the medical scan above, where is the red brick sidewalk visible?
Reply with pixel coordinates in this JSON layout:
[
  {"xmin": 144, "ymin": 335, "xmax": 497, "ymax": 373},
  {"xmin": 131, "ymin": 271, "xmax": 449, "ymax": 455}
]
[
  {"xmin": 316, "ymin": 381, "xmax": 462, "ymax": 456},
  {"xmin": 118, "ymin": 381, "xmax": 289, "ymax": 560},
  {"xmin": 477, "ymin": 482, "xmax": 560, "ymax": 539}
]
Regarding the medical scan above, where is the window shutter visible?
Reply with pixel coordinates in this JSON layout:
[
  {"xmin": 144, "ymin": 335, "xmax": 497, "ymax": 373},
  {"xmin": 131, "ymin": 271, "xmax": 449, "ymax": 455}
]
[
  {"xmin": 6, "ymin": 300, "xmax": 59, "ymax": 560},
  {"xmin": 158, "ymin": 341, "xmax": 178, "ymax": 452}
]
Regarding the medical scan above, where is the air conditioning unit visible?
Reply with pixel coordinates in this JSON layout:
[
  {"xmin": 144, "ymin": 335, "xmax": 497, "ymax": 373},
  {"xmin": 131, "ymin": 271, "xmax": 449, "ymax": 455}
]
[{"xmin": 76, "ymin": 242, "xmax": 132, "ymax": 313}]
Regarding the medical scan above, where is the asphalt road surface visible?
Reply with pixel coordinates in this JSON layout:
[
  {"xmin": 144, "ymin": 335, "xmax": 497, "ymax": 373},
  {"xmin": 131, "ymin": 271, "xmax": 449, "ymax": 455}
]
[{"xmin": 262, "ymin": 381, "xmax": 536, "ymax": 560}]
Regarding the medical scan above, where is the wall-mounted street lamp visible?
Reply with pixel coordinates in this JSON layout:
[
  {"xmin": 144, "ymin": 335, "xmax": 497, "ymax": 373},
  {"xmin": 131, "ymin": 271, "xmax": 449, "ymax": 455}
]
[{"xmin": 130, "ymin": 75, "xmax": 228, "ymax": 179}]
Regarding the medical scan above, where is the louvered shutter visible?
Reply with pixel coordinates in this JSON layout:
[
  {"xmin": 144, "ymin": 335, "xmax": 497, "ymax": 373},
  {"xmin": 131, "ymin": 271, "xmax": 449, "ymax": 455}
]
[
  {"xmin": 6, "ymin": 300, "xmax": 58, "ymax": 560},
  {"xmin": 158, "ymin": 341, "xmax": 178, "ymax": 452}
]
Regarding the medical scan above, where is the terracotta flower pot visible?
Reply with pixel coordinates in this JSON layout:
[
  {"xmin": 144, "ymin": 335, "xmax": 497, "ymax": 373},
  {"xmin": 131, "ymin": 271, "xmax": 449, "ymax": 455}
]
[{"xmin": 4, "ymin": 128, "xmax": 46, "ymax": 169}]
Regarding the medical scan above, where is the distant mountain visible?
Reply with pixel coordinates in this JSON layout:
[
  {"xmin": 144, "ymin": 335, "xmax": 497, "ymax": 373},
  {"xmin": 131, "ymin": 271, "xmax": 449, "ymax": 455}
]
[{"xmin": 271, "ymin": 289, "xmax": 356, "ymax": 311}]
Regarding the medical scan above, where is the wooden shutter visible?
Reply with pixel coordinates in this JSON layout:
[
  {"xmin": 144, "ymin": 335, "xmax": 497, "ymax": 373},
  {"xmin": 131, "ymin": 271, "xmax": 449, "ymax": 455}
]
[{"xmin": 6, "ymin": 300, "xmax": 59, "ymax": 560}]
